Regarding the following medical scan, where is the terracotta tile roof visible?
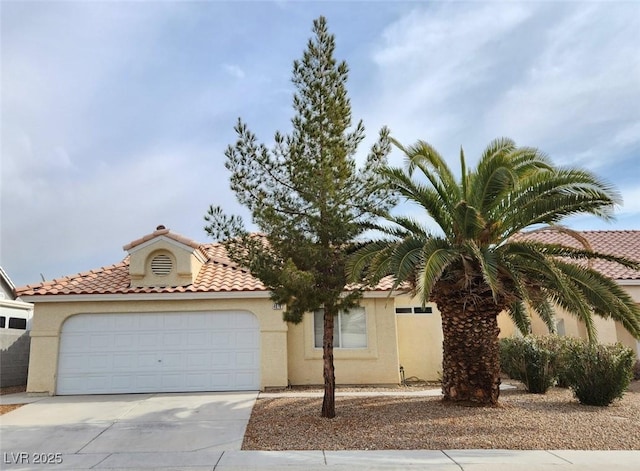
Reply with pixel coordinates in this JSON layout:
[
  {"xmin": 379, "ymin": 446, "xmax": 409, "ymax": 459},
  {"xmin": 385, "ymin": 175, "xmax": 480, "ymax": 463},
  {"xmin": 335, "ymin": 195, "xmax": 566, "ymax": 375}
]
[
  {"xmin": 15, "ymin": 233, "xmax": 396, "ymax": 297},
  {"xmin": 123, "ymin": 226, "xmax": 201, "ymax": 252},
  {"xmin": 515, "ymin": 230, "xmax": 640, "ymax": 281},
  {"xmin": 15, "ymin": 243, "xmax": 266, "ymax": 297},
  {"xmin": 18, "ymin": 229, "xmax": 639, "ymax": 298}
]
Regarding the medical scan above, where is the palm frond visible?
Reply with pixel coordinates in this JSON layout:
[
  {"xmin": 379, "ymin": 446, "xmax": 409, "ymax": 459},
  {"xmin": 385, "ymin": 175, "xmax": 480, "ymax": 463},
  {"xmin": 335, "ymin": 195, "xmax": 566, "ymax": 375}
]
[
  {"xmin": 506, "ymin": 300, "xmax": 532, "ymax": 336},
  {"xmin": 465, "ymin": 240, "xmax": 501, "ymax": 301},
  {"xmin": 553, "ymin": 261, "xmax": 640, "ymax": 338},
  {"xmin": 415, "ymin": 238, "xmax": 457, "ymax": 303},
  {"xmin": 381, "ymin": 166, "xmax": 455, "ymax": 234}
]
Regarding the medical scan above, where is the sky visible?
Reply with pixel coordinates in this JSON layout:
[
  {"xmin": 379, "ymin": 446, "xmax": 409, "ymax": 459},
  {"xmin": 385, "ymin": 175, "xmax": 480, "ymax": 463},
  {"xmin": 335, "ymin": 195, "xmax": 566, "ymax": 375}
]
[{"xmin": 1, "ymin": 0, "xmax": 639, "ymax": 287}]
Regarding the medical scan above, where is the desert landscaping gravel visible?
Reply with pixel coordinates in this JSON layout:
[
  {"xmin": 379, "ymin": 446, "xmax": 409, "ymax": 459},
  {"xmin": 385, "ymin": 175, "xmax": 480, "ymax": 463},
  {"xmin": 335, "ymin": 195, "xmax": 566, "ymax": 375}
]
[{"xmin": 243, "ymin": 382, "xmax": 640, "ymax": 450}]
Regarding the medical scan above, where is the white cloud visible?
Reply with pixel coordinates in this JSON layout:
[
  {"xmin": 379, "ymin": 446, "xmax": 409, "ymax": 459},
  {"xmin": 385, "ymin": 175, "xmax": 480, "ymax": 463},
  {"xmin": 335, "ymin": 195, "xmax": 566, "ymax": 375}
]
[
  {"xmin": 361, "ymin": 2, "xmax": 640, "ymax": 171},
  {"xmin": 1, "ymin": 140, "xmax": 245, "ymax": 284},
  {"xmin": 364, "ymin": 4, "xmax": 533, "ymax": 157},
  {"xmin": 223, "ymin": 63, "xmax": 246, "ymax": 79},
  {"xmin": 2, "ymin": 1, "xmax": 639, "ymax": 285},
  {"xmin": 618, "ymin": 187, "xmax": 640, "ymax": 217}
]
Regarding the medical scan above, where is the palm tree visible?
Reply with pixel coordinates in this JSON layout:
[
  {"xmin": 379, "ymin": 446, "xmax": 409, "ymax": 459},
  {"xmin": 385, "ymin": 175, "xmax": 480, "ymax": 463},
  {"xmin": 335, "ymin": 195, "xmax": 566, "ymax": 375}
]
[{"xmin": 348, "ymin": 137, "xmax": 640, "ymax": 406}]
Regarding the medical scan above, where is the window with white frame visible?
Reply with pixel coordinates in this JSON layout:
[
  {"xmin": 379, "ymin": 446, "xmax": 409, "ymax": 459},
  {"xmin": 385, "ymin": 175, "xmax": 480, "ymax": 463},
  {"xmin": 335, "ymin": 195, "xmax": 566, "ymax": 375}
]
[{"xmin": 314, "ymin": 307, "xmax": 367, "ymax": 348}]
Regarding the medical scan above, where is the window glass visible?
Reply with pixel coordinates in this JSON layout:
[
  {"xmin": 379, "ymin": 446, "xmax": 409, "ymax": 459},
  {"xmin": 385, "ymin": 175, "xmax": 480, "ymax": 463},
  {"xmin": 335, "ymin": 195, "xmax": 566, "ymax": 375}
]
[
  {"xmin": 413, "ymin": 306, "xmax": 433, "ymax": 314},
  {"xmin": 395, "ymin": 307, "xmax": 412, "ymax": 314},
  {"xmin": 314, "ymin": 308, "xmax": 366, "ymax": 348},
  {"xmin": 340, "ymin": 308, "xmax": 367, "ymax": 348},
  {"xmin": 556, "ymin": 319, "xmax": 566, "ymax": 336},
  {"xmin": 8, "ymin": 317, "xmax": 27, "ymax": 330},
  {"xmin": 0, "ymin": 316, "xmax": 5, "ymax": 328}
]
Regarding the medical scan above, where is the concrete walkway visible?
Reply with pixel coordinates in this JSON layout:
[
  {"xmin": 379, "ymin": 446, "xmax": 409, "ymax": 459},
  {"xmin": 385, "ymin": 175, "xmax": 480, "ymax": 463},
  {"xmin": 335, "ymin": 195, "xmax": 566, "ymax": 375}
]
[
  {"xmin": 1, "ymin": 449, "xmax": 639, "ymax": 470},
  {"xmin": 1, "ymin": 390, "xmax": 639, "ymax": 470}
]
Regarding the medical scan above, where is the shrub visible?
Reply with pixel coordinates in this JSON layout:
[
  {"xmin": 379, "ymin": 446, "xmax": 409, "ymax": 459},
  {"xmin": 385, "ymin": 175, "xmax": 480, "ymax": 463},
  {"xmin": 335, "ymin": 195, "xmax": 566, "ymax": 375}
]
[
  {"xmin": 633, "ymin": 360, "xmax": 640, "ymax": 381},
  {"xmin": 562, "ymin": 341, "xmax": 635, "ymax": 406},
  {"xmin": 499, "ymin": 336, "xmax": 557, "ymax": 394},
  {"xmin": 550, "ymin": 336, "xmax": 582, "ymax": 388}
]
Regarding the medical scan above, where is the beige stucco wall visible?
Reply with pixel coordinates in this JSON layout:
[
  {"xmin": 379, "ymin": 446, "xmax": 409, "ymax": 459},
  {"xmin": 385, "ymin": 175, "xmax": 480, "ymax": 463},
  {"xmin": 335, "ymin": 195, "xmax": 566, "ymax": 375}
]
[
  {"xmin": 511, "ymin": 283, "xmax": 640, "ymax": 358},
  {"xmin": 26, "ymin": 297, "xmax": 288, "ymax": 395},
  {"xmin": 286, "ymin": 297, "xmax": 401, "ymax": 385},
  {"xmin": 128, "ymin": 239, "xmax": 204, "ymax": 287},
  {"xmin": 497, "ymin": 311, "xmax": 517, "ymax": 338},
  {"xmin": 617, "ymin": 284, "xmax": 640, "ymax": 357},
  {"xmin": 394, "ymin": 295, "xmax": 443, "ymax": 382}
]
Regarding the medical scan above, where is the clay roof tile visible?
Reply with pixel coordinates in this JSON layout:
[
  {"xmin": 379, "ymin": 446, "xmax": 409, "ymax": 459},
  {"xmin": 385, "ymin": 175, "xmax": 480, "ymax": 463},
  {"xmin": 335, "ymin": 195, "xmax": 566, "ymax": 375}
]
[{"xmin": 18, "ymin": 230, "xmax": 638, "ymax": 298}]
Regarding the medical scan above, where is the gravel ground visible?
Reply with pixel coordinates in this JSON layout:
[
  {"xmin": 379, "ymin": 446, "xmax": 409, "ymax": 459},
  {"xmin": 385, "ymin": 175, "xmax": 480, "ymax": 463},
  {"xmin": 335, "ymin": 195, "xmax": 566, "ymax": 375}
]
[
  {"xmin": 0, "ymin": 385, "xmax": 27, "ymax": 415},
  {"xmin": 243, "ymin": 381, "xmax": 640, "ymax": 450}
]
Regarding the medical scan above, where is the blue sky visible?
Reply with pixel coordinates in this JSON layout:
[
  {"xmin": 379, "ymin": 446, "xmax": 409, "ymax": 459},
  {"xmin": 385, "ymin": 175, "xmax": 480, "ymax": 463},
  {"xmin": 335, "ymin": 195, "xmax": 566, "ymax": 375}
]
[{"xmin": 2, "ymin": 1, "xmax": 639, "ymax": 287}]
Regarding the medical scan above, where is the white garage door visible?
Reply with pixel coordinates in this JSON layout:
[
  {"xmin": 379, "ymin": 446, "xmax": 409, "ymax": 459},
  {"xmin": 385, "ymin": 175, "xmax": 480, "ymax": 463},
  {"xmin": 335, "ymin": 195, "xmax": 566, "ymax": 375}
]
[{"xmin": 57, "ymin": 311, "xmax": 260, "ymax": 395}]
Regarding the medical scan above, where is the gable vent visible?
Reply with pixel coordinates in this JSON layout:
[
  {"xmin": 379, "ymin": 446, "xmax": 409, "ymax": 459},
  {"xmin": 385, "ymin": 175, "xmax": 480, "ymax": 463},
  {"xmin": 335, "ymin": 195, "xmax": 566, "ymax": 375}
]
[{"xmin": 150, "ymin": 254, "xmax": 172, "ymax": 276}]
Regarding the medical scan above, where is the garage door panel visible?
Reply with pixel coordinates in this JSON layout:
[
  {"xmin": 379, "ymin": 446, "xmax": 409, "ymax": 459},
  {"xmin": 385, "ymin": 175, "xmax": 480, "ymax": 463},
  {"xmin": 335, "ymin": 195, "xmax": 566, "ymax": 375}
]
[
  {"xmin": 57, "ymin": 311, "xmax": 260, "ymax": 395},
  {"xmin": 86, "ymin": 375, "xmax": 111, "ymax": 392},
  {"xmin": 88, "ymin": 354, "xmax": 110, "ymax": 369},
  {"xmin": 162, "ymin": 333, "xmax": 182, "ymax": 347},
  {"xmin": 162, "ymin": 352, "xmax": 183, "ymax": 368},
  {"xmin": 137, "ymin": 353, "xmax": 161, "ymax": 369},
  {"xmin": 114, "ymin": 333, "xmax": 136, "ymax": 348},
  {"xmin": 187, "ymin": 331, "xmax": 208, "ymax": 346},
  {"xmin": 112, "ymin": 375, "xmax": 134, "ymax": 390},
  {"xmin": 186, "ymin": 373, "xmax": 209, "ymax": 389},
  {"xmin": 236, "ymin": 351, "xmax": 257, "ymax": 367},
  {"xmin": 136, "ymin": 374, "xmax": 161, "ymax": 390},
  {"xmin": 114, "ymin": 315, "xmax": 135, "ymax": 329},
  {"xmin": 211, "ymin": 352, "xmax": 230, "ymax": 366},
  {"xmin": 139, "ymin": 315, "xmax": 162, "ymax": 329},
  {"xmin": 187, "ymin": 352, "xmax": 209, "ymax": 368},
  {"xmin": 58, "ymin": 354, "xmax": 88, "ymax": 372},
  {"xmin": 138, "ymin": 333, "xmax": 161, "ymax": 348},
  {"xmin": 59, "ymin": 335, "xmax": 88, "ymax": 353},
  {"xmin": 113, "ymin": 354, "xmax": 136, "ymax": 369},
  {"xmin": 186, "ymin": 313, "xmax": 210, "ymax": 329}
]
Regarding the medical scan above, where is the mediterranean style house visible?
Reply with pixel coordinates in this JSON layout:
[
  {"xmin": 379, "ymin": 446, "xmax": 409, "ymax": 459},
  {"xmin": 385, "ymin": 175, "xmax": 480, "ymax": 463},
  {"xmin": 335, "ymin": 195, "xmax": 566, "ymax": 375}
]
[{"xmin": 15, "ymin": 226, "xmax": 640, "ymax": 395}]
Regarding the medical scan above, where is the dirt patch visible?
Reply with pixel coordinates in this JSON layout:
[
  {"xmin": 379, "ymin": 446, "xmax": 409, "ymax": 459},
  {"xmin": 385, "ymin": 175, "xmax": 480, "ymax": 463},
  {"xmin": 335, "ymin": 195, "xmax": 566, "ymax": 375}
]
[
  {"xmin": 243, "ymin": 382, "xmax": 640, "ymax": 450},
  {"xmin": 0, "ymin": 385, "xmax": 27, "ymax": 415},
  {"xmin": 0, "ymin": 404, "xmax": 23, "ymax": 415},
  {"xmin": 0, "ymin": 385, "xmax": 26, "ymax": 395}
]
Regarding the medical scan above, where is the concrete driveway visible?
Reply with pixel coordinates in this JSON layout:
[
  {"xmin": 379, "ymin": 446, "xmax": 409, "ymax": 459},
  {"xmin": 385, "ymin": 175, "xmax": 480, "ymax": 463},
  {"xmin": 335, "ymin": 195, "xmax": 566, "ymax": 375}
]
[{"xmin": 0, "ymin": 391, "xmax": 257, "ymax": 470}]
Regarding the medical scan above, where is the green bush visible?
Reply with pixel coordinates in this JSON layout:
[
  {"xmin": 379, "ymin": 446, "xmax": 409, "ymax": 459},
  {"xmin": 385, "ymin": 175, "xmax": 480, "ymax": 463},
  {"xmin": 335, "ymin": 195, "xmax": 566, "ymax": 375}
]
[
  {"xmin": 499, "ymin": 336, "xmax": 558, "ymax": 394},
  {"xmin": 561, "ymin": 341, "xmax": 635, "ymax": 406},
  {"xmin": 549, "ymin": 336, "xmax": 582, "ymax": 388}
]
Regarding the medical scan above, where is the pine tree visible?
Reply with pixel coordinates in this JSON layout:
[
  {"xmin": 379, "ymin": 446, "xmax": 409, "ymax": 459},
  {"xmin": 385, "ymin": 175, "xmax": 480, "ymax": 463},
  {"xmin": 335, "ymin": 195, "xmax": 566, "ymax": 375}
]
[{"xmin": 205, "ymin": 16, "xmax": 395, "ymax": 418}]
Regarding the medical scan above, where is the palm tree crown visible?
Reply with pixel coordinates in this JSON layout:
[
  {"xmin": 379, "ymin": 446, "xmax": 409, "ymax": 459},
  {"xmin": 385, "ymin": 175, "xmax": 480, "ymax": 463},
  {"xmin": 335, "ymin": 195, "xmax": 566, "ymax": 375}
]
[{"xmin": 349, "ymin": 137, "xmax": 640, "ymax": 404}]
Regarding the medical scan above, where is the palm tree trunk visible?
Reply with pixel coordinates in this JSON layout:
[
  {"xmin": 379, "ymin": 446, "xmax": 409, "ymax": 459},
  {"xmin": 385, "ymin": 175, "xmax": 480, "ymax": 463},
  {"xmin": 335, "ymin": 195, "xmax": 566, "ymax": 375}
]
[
  {"xmin": 434, "ymin": 284, "xmax": 502, "ymax": 406},
  {"xmin": 321, "ymin": 307, "xmax": 336, "ymax": 418}
]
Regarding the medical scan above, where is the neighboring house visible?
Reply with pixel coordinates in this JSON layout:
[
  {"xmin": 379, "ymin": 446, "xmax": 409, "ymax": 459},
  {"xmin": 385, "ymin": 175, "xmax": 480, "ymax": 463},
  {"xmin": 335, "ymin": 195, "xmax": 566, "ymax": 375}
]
[
  {"xmin": 15, "ymin": 227, "xmax": 640, "ymax": 396},
  {"xmin": 1, "ymin": 266, "xmax": 34, "ymax": 387},
  {"xmin": 514, "ymin": 230, "xmax": 640, "ymax": 357}
]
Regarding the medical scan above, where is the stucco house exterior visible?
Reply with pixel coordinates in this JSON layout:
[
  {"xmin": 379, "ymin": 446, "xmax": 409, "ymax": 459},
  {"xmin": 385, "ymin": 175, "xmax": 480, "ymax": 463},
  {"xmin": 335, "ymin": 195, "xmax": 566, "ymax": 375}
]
[
  {"xmin": 17, "ymin": 226, "xmax": 446, "ymax": 395},
  {"xmin": 519, "ymin": 230, "xmax": 640, "ymax": 355},
  {"xmin": 1, "ymin": 267, "xmax": 34, "ymax": 387},
  {"xmin": 15, "ymin": 227, "xmax": 640, "ymax": 396}
]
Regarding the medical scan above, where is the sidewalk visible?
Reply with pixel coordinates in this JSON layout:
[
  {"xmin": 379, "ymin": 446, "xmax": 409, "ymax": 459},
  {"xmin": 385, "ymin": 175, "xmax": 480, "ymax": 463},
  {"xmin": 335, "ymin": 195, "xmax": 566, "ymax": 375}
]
[
  {"xmin": 1, "ymin": 389, "xmax": 638, "ymax": 470},
  {"xmin": 2, "ymin": 449, "xmax": 639, "ymax": 470},
  {"xmin": 210, "ymin": 449, "xmax": 640, "ymax": 470}
]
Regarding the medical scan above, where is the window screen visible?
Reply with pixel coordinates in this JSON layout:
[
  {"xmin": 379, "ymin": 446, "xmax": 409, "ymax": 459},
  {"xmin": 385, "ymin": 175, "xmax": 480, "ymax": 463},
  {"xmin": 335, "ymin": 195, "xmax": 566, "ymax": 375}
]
[{"xmin": 314, "ymin": 308, "xmax": 367, "ymax": 348}]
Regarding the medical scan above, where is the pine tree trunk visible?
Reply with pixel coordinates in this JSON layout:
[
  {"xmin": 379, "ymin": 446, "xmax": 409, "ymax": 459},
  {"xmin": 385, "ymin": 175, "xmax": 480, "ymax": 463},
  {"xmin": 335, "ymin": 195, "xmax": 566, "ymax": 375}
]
[
  {"xmin": 321, "ymin": 308, "xmax": 336, "ymax": 418},
  {"xmin": 434, "ymin": 283, "xmax": 502, "ymax": 406}
]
